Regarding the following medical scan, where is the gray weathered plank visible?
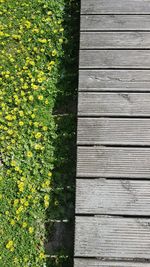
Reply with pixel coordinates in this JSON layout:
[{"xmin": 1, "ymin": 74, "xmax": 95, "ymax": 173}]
[
  {"xmin": 76, "ymin": 179, "xmax": 150, "ymax": 215},
  {"xmin": 81, "ymin": 15, "xmax": 150, "ymax": 31},
  {"xmin": 81, "ymin": 0, "xmax": 150, "ymax": 14},
  {"xmin": 77, "ymin": 147, "xmax": 150, "ymax": 178},
  {"xmin": 78, "ymin": 92, "xmax": 150, "ymax": 116},
  {"xmin": 78, "ymin": 118, "xmax": 150, "ymax": 145},
  {"xmin": 79, "ymin": 70, "xmax": 150, "ymax": 91},
  {"xmin": 74, "ymin": 259, "xmax": 150, "ymax": 267},
  {"xmin": 80, "ymin": 32, "xmax": 150, "ymax": 49},
  {"xmin": 75, "ymin": 216, "xmax": 150, "ymax": 258},
  {"xmin": 80, "ymin": 50, "xmax": 150, "ymax": 69}
]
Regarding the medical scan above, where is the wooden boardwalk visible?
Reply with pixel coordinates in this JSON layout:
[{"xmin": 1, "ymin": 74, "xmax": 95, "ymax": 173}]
[{"xmin": 75, "ymin": 0, "xmax": 150, "ymax": 266}]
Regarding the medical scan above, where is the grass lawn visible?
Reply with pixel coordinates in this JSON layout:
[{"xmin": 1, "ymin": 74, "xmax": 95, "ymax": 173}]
[{"xmin": 0, "ymin": 0, "xmax": 79, "ymax": 266}]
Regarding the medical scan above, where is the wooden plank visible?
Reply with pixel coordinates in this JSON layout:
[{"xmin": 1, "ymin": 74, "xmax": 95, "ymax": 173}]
[
  {"xmin": 75, "ymin": 216, "xmax": 150, "ymax": 258},
  {"xmin": 78, "ymin": 93, "xmax": 150, "ymax": 117},
  {"xmin": 81, "ymin": 0, "xmax": 150, "ymax": 14},
  {"xmin": 74, "ymin": 259, "xmax": 150, "ymax": 267},
  {"xmin": 80, "ymin": 32, "xmax": 150, "ymax": 49},
  {"xmin": 80, "ymin": 50, "xmax": 150, "ymax": 69},
  {"xmin": 81, "ymin": 15, "xmax": 150, "ymax": 31},
  {"xmin": 79, "ymin": 70, "xmax": 150, "ymax": 91},
  {"xmin": 76, "ymin": 179, "xmax": 150, "ymax": 215},
  {"xmin": 78, "ymin": 118, "xmax": 150, "ymax": 145},
  {"xmin": 77, "ymin": 147, "xmax": 150, "ymax": 178}
]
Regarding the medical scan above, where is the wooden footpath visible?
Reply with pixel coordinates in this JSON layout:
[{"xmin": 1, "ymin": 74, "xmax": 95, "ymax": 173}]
[{"xmin": 75, "ymin": 0, "xmax": 150, "ymax": 266}]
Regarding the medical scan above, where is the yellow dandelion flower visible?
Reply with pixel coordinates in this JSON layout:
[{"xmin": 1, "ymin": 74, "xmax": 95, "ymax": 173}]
[
  {"xmin": 39, "ymin": 252, "xmax": 45, "ymax": 259},
  {"xmin": 10, "ymin": 219, "xmax": 15, "ymax": 226},
  {"xmin": 29, "ymin": 227, "xmax": 34, "ymax": 234},
  {"xmin": 35, "ymin": 132, "xmax": 42, "ymax": 139},
  {"xmin": 22, "ymin": 222, "xmax": 28, "ymax": 228},
  {"xmin": 38, "ymin": 95, "xmax": 43, "ymax": 101},
  {"xmin": 27, "ymin": 151, "xmax": 33, "ymax": 158},
  {"xmin": 19, "ymin": 121, "xmax": 24, "ymax": 126},
  {"xmin": 29, "ymin": 95, "xmax": 34, "ymax": 101},
  {"xmin": 25, "ymin": 20, "xmax": 31, "ymax": 29},
  {"xmin": 47, "ymin": 11, "xmax": 52, "ymax": 15},
  {"xmin": 6, "ymin": 240, "xmax": 14, "ymax": 250},
  {"xmin": 48, "ymin": 172, "xmax": 52, "ymax": 177},
  {"xmin": 52, "ymin": 49, "xmax": 57, "ymax": 57},
  {"xmin": 43, "ymin": 126, "xmax": 48, "ymax": 131}
]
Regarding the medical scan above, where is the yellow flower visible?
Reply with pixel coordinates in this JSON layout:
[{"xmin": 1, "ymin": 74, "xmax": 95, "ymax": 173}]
[
  {"xmin": 19, "ymin": 121, "xmax": 24, "ymax": 126},
  {"xmin": 34, "ymin": 144, "xmax": 42, "ymax": 150},
  {"xmin": 38, "ymin": 38, "xmax": 47, "ymax": 44},
  {"xmin": 29, "ymin": 227, "xmax": 34, "ymax": 234},
  {"xmin": 24, "ymin": 201, "xmax": 29, "ymax": 207},
  {"xmin": 22, "ymin": 222, "xmax": 28, "ymax": 228},
  {"xmin": 38, "ymin": 95, "xmax": 43, "ymax": 101},
  {"xmin": 48, "ymin": 172, "xmax": 52, "ymax": 177},
  {"xmin": 5, "ymin": 115, "xmax": 13, "ymax": 121},
  {"xmin": 59, "ymin": 38, "xmax": 63, "ymax": 44},
  {"xmin": 39, "ymin": 252, "xmax": 45, "ymax": 259},
  {"xmin": 7, "ymin": 129, "xmax": 13, "ymax": 135},
  {"xmin": 35, "ymin": 132, "xmax": 42, "ymax": 139},
  {"xmin": 43, "ymin": 126, "xmax": 48, "ymax": 131},
  {"xmin": 18, "ymin": 181, "xmax": 24, "ymax": 192},
  {"xmin": 15, "ymin": 166, "xmax": 20, "ymax": 172},
  {"xmin": 6, "ymin": 240, "xmax": 14, "ymax": 250},
  {"xmin": 31, "ymin": 84, "xmax": 38, "ymax": 90},
  {"xmin": 29, "ymin": 95, "xmax": 34, "ymax": 101},
  {"xmin": 47, "ymin": 11, "xmax": 52, "ymax": 15},
  {"xmin": 60, "ymin": 27, "xmax": 64, "ymax": 32},
  {"xmin": 11, "ymin": 160, "xmax": 16, "ymax": 167},
  {"xmin": 16, "ymin": 206, "xmax": 24, "ymax": 214},
  {"xmin": 52, "ymin": 49, "xmax": 57, "ymax": 57},
  {"xmin": 19, "ymin": 111, "xmax": 24, "ymax": 117},
  {"xmin": 27, "ymin": 151, "xmax": 33, "ymax": 158},
  {"xmin": 25, "ymin": 20, "xmax": 31, "ymax": 29},
  {"xmin": 10, "ymin": 219, "xmax": 15, "ymax": 226}
]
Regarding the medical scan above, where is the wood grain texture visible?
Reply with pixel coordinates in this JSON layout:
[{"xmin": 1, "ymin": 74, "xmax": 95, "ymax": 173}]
[
  {"xmin": 80, "ymin": 32, "xmax": 150, "ymax": 49},
  {"xmin": 75, "ymin": 216, "xmax": 150, "ymax": 258},
  {"xmin": 80, "ymin": 50, "xmax": 150, "ymax": 69},
  {"xmin": 78, "ymin": 92, "xmax": 150, "ymax": 117},
  {"xmin": 74, "ymin": 259, "xmax": 150, "ymax": 267},
  {"xmin": 79, "ymin": 70, "xmax": 150, "ymax": 91},
  {"xmin": 77, "ymin": 147, "xmax": 150, "ymax": 178},
  {"xmin": 81, "ymin": 0, "xmax": 150, "ymax": 14},
  {"xmin": 76, "ymin": 179, "xmax": 150, "ymax": 215},
  {"xmin": 77, "ymin": 118, "xmax": 150, "ymax": 145},
  {"xmin": 81, "ymin": 15, "xmax": 150, "ymax": 31}
]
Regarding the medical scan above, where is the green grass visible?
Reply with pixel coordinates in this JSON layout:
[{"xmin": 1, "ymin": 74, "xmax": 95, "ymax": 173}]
[{"xmin": 0, "ymin": 0, "xmax": 79, "ymax": 266}]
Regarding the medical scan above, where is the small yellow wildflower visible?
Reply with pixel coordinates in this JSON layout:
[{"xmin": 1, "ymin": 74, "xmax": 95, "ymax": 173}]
[
  {"xmin": 18, "ymin": 181, "xmax": 24, "ymax": 192},
  {"xmin": 10, "ymin": 219, "xmax": 15, "ymax": 226},
  {"xmin": 29, "ymin": 95, "xmax": 34, "ymax": 101},
  {"xmin": 19, "ymin": 121, "xmax": 24, "ymax": 126},
  {"xmin": 39, "ymin": 252, "xmax": 45, "ymax": 259},
  {"xmin": 22, "ymin": 222, "xmax": 28, "ymax": 228},
  {"xmin": 25, "ymin": 20, "xmax": 31, "ymax": 29},
  {"xmin": 43, "ymin": 126, "xmax": 48, "ymax": 131},
  {"xmin": 48, "ymin": 172, "xmax": 52, "ymax": 177},
  {"xmin": 38, "ymin": 95, "xmax": 43, "ymax": 101},
  {"xmin": 27, "ymin": 151, "xmax": 33, "ymax": 158},
  {"xmin": 6, "ymin": 240, "xmax": 14, "ymax": 250},
  {"xmin": 29, "ymin": 227, "xmax": 34, "ymax": 234},
  {"xmin": 35, "ymin": 132, "xmax": 42, "ymax": 139},
  {"xmin": 52, "ymin": 49, "xmax": 57, "ymax": 57}
]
